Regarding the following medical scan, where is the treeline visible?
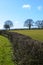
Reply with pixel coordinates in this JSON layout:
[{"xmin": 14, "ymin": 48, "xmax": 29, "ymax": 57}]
[{"xmin": 3, "ymin": 19, "xmax": 43, "ymax": 30}]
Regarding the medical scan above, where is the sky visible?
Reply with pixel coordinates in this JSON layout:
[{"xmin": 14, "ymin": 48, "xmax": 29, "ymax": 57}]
[{"xmin": 0, "ymin": 0, "xmax": 43, "ymax": 29}]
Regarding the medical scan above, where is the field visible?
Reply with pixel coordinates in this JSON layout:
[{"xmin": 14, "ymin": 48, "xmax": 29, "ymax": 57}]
[
  {"xmin": 0, "ymin": 35, "xmax": 14, "ymax": 65},
  {"xmin": 11, "ymin": 29, "xmax": 43, "ymax": 42}
]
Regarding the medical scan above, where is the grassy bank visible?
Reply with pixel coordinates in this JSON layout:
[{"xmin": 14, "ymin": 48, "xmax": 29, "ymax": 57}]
[{"xmin": 0, "ymin": 35, "xmax": 14, "ymax": 65}]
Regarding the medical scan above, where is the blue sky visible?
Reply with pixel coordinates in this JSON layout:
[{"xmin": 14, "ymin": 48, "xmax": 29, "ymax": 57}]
[{"xmin": 0, "ymin": 0, "xmax": 43, "ymax": 29}]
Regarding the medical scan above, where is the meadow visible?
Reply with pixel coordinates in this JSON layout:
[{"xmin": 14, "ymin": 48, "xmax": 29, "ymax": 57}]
[
  {"xmin": 0, "ymin": 35, "xmax": 14, "ymax": 65},
  {"xmin": 11, "ymin": 29, "xmax": 43, "ymax": 42}
]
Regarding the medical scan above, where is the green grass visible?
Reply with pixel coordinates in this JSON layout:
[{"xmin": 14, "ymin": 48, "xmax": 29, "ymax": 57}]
[
  {"xmin": 0, "ymin": 35, "xmax": 14, "ymax": 65},
  {"xmin": 11, "ymin": 29, "xmax": 43, "ymax": 42}
]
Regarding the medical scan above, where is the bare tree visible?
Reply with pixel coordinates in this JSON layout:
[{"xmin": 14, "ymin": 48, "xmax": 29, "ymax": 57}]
[
  {"xmin": 24, "ymin": 19, "xmax": 34, "ymax": 29},
  {"xmin": 41, "ymin": 20, "xmax": 43, "ymax": 28},
  {"xmin": 35, "ymin": 20, "xmax": 43, "ymax": 29},
  {"xmin": 4, "ymin": 20, "xmax": 13, "ymax": 30}
]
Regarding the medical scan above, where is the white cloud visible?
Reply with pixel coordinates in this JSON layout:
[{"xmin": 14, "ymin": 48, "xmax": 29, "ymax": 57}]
[
  {"xmin": 37, "ymin": 6, "xmax": 42, "ymax": 10},
  {"xmin": 22, "ymin": 4, "xmax": 31, "ymax": 9}
]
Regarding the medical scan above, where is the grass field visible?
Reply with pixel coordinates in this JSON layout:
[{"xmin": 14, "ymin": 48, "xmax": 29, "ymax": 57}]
[
  {"xmin": 0, "ymin": 35, "xmax": 14, "ymax": 65},
  {"xmin": 11, "ymin": 29, "xmax": 43, "ymax": 42}
]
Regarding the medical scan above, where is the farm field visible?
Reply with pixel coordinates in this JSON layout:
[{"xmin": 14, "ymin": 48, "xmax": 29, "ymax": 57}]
[
  {"xmin": 0, "ymin": 35, "xmax": 14, "ymax": 65},
  {"xmin": 11, "ymin": 29, "xmax": 43, "ymax": 42}
]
